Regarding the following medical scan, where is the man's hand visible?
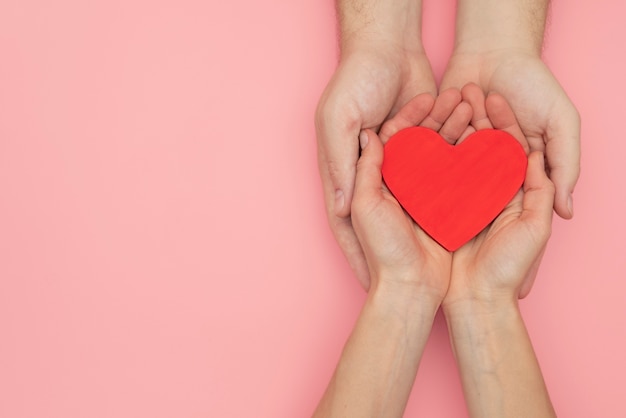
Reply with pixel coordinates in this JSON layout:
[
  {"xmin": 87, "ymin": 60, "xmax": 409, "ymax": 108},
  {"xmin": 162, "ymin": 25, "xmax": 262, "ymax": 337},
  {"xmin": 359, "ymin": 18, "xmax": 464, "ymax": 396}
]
[
  {"xmin": 441, "ymin": 0, "xmax": 580, "ymax": 219},
  {"xmin": 316, "ymin": 0, "xmax": 436, "ymax": 290}
]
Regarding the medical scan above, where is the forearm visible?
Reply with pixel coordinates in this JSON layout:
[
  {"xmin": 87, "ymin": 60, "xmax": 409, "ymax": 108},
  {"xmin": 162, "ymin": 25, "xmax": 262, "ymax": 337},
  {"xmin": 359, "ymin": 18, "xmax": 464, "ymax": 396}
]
[
  {"xmin": 444, "ymin": 300, "xmax": 555, "ymax": 418},
  {"xmin": 313, "ymin": 284, "xmax": 439, "ymax": 418},
  {"xmin": 454, "ymin": 0, "xmax": 549, "ymax": 55},
  {"xmin": 337, "ymin": 0, "xmax": 424, "ymax": 54}
]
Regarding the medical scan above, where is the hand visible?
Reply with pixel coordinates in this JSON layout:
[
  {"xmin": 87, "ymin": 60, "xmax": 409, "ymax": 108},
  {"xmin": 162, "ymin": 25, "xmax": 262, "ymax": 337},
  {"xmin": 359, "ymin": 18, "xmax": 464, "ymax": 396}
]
[
  {"xmin": 316, "ymin": 45, "xmax": 436, "ymax": 290},
  {"xmin": 441, "ymin": 49, "xmax": 579, "ymax": 220},
  {"xmin": 311, "ymin": 91, "xmax": 473, "ymax": 418},
  {"xmin": 351, "ymin": 88, "xmax": 478, "ymax": 302},
  {"xmin": 440, "ymin": 86, "xmax": 557, "ymax": 417},
  {"xmin": 443, "ymin": 85, "xmax": 555, "ymax": 308},
  {"xmin": 314, "ymin": 88, "xmax": 478, "ymax": 417}
]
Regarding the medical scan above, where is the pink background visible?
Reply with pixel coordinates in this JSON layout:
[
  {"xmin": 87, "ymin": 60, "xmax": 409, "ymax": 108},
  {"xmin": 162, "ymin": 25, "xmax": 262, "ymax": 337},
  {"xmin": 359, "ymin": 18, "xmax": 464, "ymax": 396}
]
[{"xmin": 0, "ymin": 1, "xmax": 624, "ymax": 416}]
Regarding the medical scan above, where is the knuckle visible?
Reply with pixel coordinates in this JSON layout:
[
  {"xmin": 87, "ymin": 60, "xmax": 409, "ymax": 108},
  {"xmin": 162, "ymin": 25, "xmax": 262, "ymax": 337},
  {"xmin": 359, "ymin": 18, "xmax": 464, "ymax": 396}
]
[{"xmin": 327, "ymin": 158, "xmax": 349, "ymax": 183}]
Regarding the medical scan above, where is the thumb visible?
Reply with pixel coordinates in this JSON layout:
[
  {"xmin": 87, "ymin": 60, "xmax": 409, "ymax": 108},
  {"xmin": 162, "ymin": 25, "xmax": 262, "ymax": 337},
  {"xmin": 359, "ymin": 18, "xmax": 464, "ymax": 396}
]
[
  {"xmin": 520, "ymin": 152, "xmax": 555, "ymax": 238},
  {"xmin": 353, "ymin": 129, "xmax": 385, "ymax": 206},
  {"xmin": 545, "ymin": 104, "xmax": 581, "ymax": 219},
  {"xmin": 316, "ymin": 117, "xmax": 360, "ymax": 219}
]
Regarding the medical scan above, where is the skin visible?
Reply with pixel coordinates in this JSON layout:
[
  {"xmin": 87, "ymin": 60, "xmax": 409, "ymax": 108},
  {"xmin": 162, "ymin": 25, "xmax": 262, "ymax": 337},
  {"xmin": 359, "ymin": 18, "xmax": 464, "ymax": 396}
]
[
  {"xmin": 312, "ymin": 92, "xmax": 454, "ymax": 418},
  {"xmin": 317, "ymin": 0, "xmax": 580, "ymax": 290},
  {"xmin": 441, "ymin": 0, "xmax": 580, "ymax": 220},
  {"xmin": 315, "ymin": 0, "xmax": 435, "ymax": 289},
  {"xmin": 445, "ymin": 85, "xmax": 557, "ymax": 417},
  {"xmin": 313, "ymin": 87, "xmax": 556, "ymax": 417}
]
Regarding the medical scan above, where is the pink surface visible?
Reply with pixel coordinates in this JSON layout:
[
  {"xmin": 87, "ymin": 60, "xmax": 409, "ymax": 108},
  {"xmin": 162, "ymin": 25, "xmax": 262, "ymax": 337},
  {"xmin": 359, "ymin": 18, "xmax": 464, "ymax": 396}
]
[{"xmin": 0, "ymin": 1, "xmax": 624, "ymax": 417}]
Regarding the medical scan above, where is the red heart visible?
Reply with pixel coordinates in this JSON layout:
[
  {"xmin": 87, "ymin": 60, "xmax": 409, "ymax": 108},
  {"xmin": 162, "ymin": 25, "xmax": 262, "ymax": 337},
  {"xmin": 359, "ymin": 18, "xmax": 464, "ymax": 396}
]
[{"xmin": 381, "ymin": 126, "xmax": 527, "ymax": 251}]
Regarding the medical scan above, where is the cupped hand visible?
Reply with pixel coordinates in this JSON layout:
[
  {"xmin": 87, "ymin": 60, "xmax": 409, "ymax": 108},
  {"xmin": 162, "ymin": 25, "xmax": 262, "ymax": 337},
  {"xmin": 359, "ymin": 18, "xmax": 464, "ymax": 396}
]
[
  {"xmin": 441, "ymin": 50, "xmax": 579, "ymax": 220},
  {"xmin": 443, "ymin": 86, "xmax": 556, "ymax": 308},
  {"xmin": 351, "ymin": 128, "xmax": 450, "ymax": 303},
  {"xmin": 350, "ymin": 88, "xmax": 474, "ymax": 302},
  {"xmin": 316, "ymin": 45, "xmax": 436, "ymax": 290}
]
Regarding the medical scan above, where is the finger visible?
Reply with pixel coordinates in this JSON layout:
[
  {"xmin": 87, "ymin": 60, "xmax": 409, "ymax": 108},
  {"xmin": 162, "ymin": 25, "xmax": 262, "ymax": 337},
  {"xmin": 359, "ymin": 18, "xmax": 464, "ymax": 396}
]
[
  {"xmin": 439, "ymin": 101, "xmax": 473, "ymax": 144},
  {"xmin": 353, "ymin": 129, "xmax": 385, "ymax": 204},
  {"xmin": 316, "ymin": 102, "xmax": 371, "ymax": 288},
  {"xmin": 485, "ymin": 93, "xmax": 530, "ymax": 154},
  {"xmin": 378, "ymin": 93, "xmax": 435, "ymax": 143},
  {"xmin": 329, "ymin": 214, "xmax": 371, "ymax": 290},
  {"xmin": 315, "ymin": 107, "xmax": 360, "ymax": 219},
  {"xmin": 545, "ymin": 104, "xmax": 581, "ymax": 219},
  {"xmin": 457, "ymin": 125, "xmax": 476, "ymax": 143},
  {"xmin": 461, "ymin": 83, "xmax": 492, "ymax": 131},
  {"xmin": 420, "ymin": 88, "xmax": 462, "ymax": 136},
  {"xmin": 520, "ymin": 152, "xmax": 555, "ymax": 239}
]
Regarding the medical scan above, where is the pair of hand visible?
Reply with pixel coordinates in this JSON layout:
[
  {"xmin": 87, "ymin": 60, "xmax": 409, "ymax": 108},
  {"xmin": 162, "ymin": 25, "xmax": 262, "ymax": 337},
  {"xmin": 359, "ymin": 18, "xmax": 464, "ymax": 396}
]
[
  {"xmin": 316, "ymin": 46, "xmax": 579, "ymax": 291},
  {"xmin": 351, "ymin": 85, "xmax": 554, "ymax": 309},
  {"xmin": 311, "ymin": 86, "xmax": 558, "ymax": 418}
]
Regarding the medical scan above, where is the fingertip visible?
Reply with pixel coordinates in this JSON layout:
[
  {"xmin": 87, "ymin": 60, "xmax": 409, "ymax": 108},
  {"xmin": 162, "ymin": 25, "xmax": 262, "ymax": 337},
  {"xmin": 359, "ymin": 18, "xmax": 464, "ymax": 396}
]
[
  {"xmin": 361, "ymin": 128, "xmax": 383, "ymax": 155},
  {"xmin": 439, "ymin": 87, "xmax": 462, "ymax": 103},
  {"xmin": 359, "ymin": 130, "xmax": 369, "ymax": 150},
  {"xmin": 461, "ymin": 82, "xmax": 483, "ymax": 99},
  {"xmin": 545, "ymin": 158, "xmax": 579, "ymax": 219},
  {"xmin": 422, "ymin": 91, "xmax": 436, "ymax": 107},
  {"xmin": 414, "ymin": 92, "xmax": 436, "ymax": 110},
  {"xmin": 554, "ymin": 190, "xmax": 574, "ymax": 219},
  {"xmin": 354, "ymin": 129, "xmax": 384, "ymax": 194},
  {"xmin": 549, "ymin": 162, "xmax": 576, "ymax": 218}
]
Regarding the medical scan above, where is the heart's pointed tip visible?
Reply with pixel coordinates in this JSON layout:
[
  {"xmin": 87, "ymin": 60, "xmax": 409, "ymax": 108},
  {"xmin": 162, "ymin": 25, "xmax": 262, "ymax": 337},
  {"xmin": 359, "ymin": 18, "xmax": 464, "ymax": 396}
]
[{"xmin": 438, "ymin": 239, "xmax": 463, "ymax": 252}]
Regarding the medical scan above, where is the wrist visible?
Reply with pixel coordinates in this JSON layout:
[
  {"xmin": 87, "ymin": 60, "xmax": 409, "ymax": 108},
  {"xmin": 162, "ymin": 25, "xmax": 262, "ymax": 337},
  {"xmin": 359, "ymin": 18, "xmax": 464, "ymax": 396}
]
[
  {"xmin": 443, "ymin": 295, "xmax": 523, "ymax": 367},
  {"xmin": 453, "ymin": 0, "xmax": 547, "ymax": 57},
  {"xmin": 338, "ymin": 0, "xmax": 424, "ymax": 57},
  {"xmin": 369, "ymin": 277, "xmax": 442, "ymax": 323},
  {"xmin": 452, "ymin": 36, "xmax": 543, "ymax": 59},
  {"xmin": 443, "ymin": 295, "xmax": 556, "ymax": 416},
  {"xmin": 442, "ymin": 276, "xmax": 520, "ymax": 320},
  {"xmin": 443, "ymin": 294, "xmax": 519, "ymax": 327}
]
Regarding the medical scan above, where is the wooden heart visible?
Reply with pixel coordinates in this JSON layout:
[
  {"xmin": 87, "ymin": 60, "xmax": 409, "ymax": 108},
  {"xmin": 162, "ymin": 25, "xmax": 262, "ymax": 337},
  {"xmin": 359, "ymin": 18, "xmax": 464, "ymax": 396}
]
[{"xmin": 381, "ymin": 126, "xmax": 527, "ymax": 251}]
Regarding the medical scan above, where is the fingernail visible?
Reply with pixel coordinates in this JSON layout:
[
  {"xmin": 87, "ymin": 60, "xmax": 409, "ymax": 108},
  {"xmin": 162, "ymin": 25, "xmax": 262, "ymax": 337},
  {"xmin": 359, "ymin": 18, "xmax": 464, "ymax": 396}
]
[
  {"xmin": 567, "ymin": 194, "xmax": 574, "ymax": 217},
  {"xmin": 359, "ymin": 131, "xmax": 369, "ymax": 149},
  {"xmin": 335, "ymin": 189, "xmax": 345, "ymax": 212}
]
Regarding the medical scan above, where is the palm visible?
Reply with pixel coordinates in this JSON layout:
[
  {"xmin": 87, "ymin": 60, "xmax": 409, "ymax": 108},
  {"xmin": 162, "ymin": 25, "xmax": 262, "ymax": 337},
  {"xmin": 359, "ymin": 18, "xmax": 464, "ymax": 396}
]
[
  {"xmin": 320, "ymin": 49, "xmax": 436, "ymax": 133},
  {"xmin": 438, "ymin": 85, "xmax": 556, "ymax": 304},
  {"xmin": 354, "ymin": 182, "xmax": 451, "ymax": 298},
  {"xmin": 355, "ymin": 89, "xmax": 479, "ymax": 296},
  {"xmin": 450, "ymin": 191, "xmax": 543, "ymax": 299},
  {"xmin": 484, "ymin": 56, "xmax": 575, "ymax": 152},
  {"xmin": 442, "ymin": 52, "xmax": 580, "ymax": 219}
]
